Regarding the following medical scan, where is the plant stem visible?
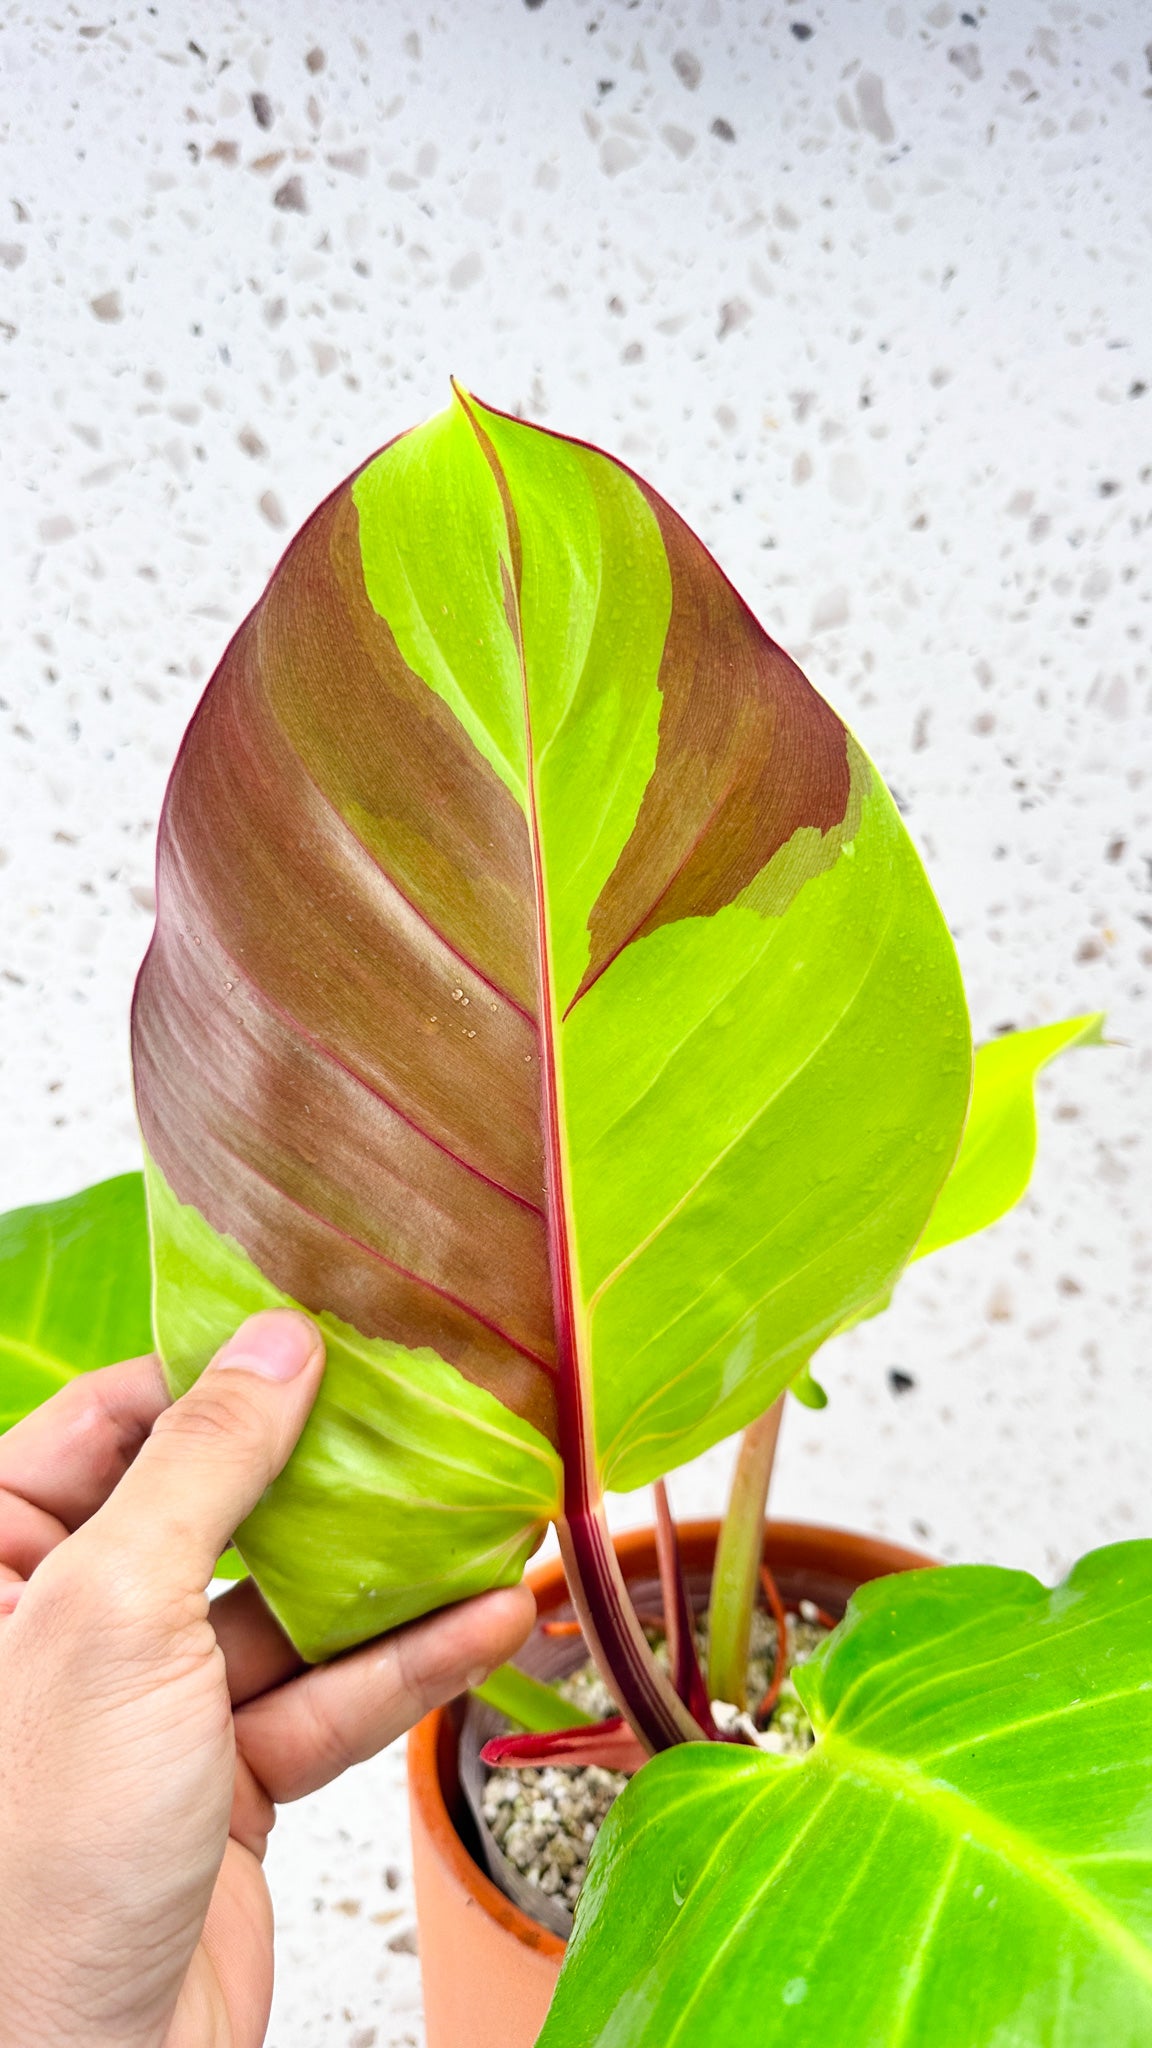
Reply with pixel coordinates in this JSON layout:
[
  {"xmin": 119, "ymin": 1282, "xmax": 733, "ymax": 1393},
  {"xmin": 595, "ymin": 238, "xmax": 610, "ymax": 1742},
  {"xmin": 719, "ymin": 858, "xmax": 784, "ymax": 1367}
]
[
  {"xmin": 653, "ymin": 1480, "xmax": 684, "ymax": 1691},
  {"xmin": 481, "ymin": 1718, "xmax": 647, "ymax": 1774},
  {"xmin": 546, "ymin": 1103, "xmax": 700, "ymax": 1750},
  {"xmin": 558, "ymin": 1502, "xmax": 703, "ymax": 1753},
  {"xmin": 752, "ymin": 1562, "xmax": 789, "ymax": 1724},
  {"xmin": 654, "ymin": 1480, "xmax": 719, "ymax": 1734},
  {"xmin": 706, "ymin": 1396, "xmax": 785, "ymax": 1708}
]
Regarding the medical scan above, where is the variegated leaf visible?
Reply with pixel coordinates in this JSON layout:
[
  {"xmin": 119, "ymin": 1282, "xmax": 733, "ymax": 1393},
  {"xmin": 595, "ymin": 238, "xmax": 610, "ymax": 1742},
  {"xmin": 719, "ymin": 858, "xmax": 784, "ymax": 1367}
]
[{"xmin": 132, "ymin": 391, "xmax": 970, "ymax": 1657}]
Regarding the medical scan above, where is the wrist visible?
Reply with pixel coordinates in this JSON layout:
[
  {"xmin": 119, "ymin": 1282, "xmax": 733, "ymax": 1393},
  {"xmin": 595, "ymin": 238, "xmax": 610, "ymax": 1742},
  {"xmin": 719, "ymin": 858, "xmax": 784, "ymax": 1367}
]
[
  {"xmin": 0, "ymin": 1971, "xmax": 167, "ymax": 2048},
  {"xmin": 0, "ymin": 1859, "xmax": 169, "ymax": 2048}
]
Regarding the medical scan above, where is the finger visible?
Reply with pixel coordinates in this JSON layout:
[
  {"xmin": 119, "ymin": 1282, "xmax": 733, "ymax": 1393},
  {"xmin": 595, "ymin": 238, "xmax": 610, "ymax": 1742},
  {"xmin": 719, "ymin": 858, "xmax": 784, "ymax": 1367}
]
[
  {"xmin": 0, "ymin": 1355, "xmax": 168, "ymax": 1574},
  {"xmin": 74, "ymin": 1310, "xmax": 324, "ymax": 1600},
  {"xmin": 180, "ymin": 1839, "xmax": 274, "ymax": 2048},
  {"xmin": 0, "ymin": 1485, "xmax": 61, "ymax": 1580},
  {"xmin": 235, "ymin": 1583, "xmax": 536, "ymax": 1804},
  {"xmin": 211, "ymin": 1577, "xmax": 304, "ymax": 1706}
]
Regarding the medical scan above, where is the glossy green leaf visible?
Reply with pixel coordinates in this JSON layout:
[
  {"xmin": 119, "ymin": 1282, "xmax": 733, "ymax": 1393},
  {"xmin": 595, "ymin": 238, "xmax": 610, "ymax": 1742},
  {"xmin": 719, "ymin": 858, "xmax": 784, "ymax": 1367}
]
[
  {"xmin": 0, "ymin": 1173, "xmax": 153, "ymax": 1431},
  {"xmin": 914, "ymin": 1013, "xmax": 1104, "ymax": 1261},
  {"xmin": 132, "ymin": 387, "xmax": 970, "ymax": 1658},
  {"xmin": 540, "ymin": 1542, "xmax": 1152, "ymax": 2047}
]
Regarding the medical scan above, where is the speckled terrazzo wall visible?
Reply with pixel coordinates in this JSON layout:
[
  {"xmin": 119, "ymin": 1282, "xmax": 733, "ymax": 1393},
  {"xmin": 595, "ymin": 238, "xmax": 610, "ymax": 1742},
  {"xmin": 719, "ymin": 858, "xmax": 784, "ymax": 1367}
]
[{"xmin": 1, "ymin": 2, "xmax": 1150, "ymax": 2040}]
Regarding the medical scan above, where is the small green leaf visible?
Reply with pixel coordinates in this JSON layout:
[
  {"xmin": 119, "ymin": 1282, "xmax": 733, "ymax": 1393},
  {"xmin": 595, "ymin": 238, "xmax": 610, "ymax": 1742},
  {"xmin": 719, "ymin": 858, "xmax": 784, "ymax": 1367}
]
[
  {"xmin": 915, "ymin": 1013, "xmax": 1105, "ymax": 1262},
  {"xmin": 472, "ymin": 1663, "xmax": 593, "ymax": 1733},
  {"xmin": 830, "ymin": 1014, "xmax": 1105, "ymax": 1342},
  {"xmin": 540, "ymin": 1542, "xmax": 1152, "ymax": 2047},
  {"xmin": 789, "ymin": 1360, "xmax": 828, "ymax": 1410},
  {"xmin": 0, "ymin": 1173, "xmax": 154, "ymax": 1432}
]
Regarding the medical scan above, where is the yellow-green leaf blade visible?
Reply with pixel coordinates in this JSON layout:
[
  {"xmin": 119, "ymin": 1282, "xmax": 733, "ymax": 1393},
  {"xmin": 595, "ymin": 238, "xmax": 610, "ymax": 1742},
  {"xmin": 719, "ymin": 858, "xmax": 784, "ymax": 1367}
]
[{"xmin": 573, "ymin": 771, "xmax": 969, "ymax": 1489}]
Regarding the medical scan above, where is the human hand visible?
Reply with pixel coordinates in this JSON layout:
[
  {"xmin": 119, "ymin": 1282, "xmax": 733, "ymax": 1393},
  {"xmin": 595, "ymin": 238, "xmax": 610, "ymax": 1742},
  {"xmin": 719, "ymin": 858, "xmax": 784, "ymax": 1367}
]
[{"xmin": 0, "ymin": 1310, "xmax": 535, "ymax": 2048}]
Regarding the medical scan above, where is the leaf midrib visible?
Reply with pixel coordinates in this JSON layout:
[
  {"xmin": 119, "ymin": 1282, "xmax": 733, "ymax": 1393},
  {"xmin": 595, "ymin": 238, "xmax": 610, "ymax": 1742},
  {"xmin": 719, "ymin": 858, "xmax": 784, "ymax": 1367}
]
[{"xmin": 816, "ymin": 1731, "xmax": 1152, "ymax": 1988}]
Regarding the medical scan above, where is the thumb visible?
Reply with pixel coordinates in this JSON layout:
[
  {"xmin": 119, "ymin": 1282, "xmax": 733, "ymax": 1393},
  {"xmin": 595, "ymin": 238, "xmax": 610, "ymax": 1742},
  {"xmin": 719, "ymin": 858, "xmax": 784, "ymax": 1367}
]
[{"xmin": 81, "ymin": 1309, "xmax": 325, "ymax": 1600}]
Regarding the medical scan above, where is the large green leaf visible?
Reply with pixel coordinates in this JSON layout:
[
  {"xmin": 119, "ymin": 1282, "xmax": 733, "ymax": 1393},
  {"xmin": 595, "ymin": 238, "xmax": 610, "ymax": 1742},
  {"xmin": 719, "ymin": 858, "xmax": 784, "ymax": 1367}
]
[
  {"xmin": 0, "ymin": 1174, "xmax": 153, "ymax": 1432},
  {"xmin": 132, "ymin": 387, "xmax": 970, "ymax": 1659},
  {"xmin": 540, "ymin": 1543, "xmax": 1152, "ymax": 2047}
]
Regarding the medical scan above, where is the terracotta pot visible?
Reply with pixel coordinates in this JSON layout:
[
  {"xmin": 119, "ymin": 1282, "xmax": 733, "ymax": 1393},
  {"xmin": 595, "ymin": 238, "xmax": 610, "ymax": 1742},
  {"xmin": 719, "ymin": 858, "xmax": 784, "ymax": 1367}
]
[{"xmin": 407, "ymin": 1519, "xmax": 934, "ymax": 2048}]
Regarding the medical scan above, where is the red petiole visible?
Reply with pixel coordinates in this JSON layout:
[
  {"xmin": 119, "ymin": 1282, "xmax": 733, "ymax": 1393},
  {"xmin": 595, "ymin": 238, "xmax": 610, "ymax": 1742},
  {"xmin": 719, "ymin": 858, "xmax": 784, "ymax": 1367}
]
[
  {"xmin": 481, "ymin": 1717, "xmax": 647, "ymax": 1774},
  {"xmin": 654, "ymin": 1480, "xmax": 719, "ymax": 1736},
  {"xmin": 753, "ymin": 1562, "xmax": 790, "ymax": 1724}
]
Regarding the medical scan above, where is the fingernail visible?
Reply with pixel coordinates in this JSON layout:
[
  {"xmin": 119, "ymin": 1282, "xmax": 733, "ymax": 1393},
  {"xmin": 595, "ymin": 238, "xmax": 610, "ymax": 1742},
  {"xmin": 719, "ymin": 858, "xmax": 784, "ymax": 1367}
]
[
  {"xmin": 0, "ymin": 1582, "xmax": 24, "ymax": 1616},
  {"xmin": 211, "ymin": 1309, "xmax": 320, "ymax": 1382},
  {"xmin": 463, "ymin": 1665, "xmax": 491, "ymax": 1690}
]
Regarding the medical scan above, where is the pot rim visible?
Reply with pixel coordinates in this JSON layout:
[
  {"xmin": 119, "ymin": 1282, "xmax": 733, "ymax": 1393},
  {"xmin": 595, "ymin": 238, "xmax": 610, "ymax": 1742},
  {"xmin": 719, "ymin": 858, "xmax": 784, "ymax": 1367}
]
[{"xmin": 407, "ymin": 1516, "xmax": 937, "ymax": 1958}]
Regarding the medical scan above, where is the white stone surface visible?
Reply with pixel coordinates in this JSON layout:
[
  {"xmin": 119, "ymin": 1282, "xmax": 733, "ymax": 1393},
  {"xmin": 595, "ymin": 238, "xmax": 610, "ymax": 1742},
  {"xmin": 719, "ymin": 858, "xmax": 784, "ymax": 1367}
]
[{"xmin": 1, "ymin": 2, "xmax": 1150, "ymax": 2041}]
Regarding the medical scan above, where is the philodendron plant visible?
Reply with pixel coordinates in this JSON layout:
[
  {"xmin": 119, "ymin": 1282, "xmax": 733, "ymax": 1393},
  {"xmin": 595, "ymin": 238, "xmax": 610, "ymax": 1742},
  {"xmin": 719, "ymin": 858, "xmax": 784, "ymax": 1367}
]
[{"xmin": 2, "ymin": 389, "xmax": 1145, "ymax": 2043}]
